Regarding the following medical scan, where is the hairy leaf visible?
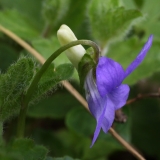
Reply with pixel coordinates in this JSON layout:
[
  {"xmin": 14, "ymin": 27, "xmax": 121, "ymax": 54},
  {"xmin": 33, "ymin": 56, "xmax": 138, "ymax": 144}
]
[
  {"xmin": 0, "ymin": 138, "xmax": 48, "ymax": 160},
  {"xmin": 30, "ymin": 63, "xmax": 74, "ymax": 104},
  {"xmin": 0, "ymin": 57, "xmax": 35, "ymax": 121},
  {"xmin": 88, "ymin": 0, "xmax": 142, "ymax": 45},
  {"xmin": 11, "ymin": 138, "xmax": 48, "ymax": 160}
]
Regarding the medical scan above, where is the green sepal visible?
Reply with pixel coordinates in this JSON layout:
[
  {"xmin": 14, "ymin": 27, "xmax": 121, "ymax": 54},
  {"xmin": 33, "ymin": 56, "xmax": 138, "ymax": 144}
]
[
  {"xmin": 30, "ymin": 63, "xmax": 74, "ymax": 104},
  {"xmin": 78, "ymin": 51, "xmax": 96, "ymax": 88},
  {"xmin": 0, "ymin": 57, "xmax": 35, "ymax": 121}
]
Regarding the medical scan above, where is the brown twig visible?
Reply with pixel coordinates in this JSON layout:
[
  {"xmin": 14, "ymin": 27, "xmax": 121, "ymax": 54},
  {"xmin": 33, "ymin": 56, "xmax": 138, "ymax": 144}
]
[
  {"xmin": 109, "ymin": 128, "xmax": 145, "ymax": 160},
  {"xmin": 0, "ymin": 24, "xmax": 145, "ymax": 160},
  {"xmin": 126, "ymin": 90, "xmax": 160, "ymax": 105}
]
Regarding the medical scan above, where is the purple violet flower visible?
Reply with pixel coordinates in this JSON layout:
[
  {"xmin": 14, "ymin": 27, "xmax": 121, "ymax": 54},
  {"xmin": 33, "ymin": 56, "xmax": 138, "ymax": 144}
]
[{"xmin": 84, "ymin": 35, "xmax": 153, "ymax": 147}]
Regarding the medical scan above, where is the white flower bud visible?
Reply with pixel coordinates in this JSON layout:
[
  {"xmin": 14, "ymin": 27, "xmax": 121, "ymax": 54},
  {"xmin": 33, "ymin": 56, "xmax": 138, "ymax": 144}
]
[{"xmin": 57, "ymin": 24, "xmax": 86, "ymax": 69}]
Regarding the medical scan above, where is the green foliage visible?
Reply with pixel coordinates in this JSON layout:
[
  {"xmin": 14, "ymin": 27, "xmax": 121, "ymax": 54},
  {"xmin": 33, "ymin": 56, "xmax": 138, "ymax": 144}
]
[
  {"xmin": 0, "ymin": 43, "xmax": 19, "ymax": 72},
  {"xmin": 0, "ymin": 10, "xmax": 39, "ymax": 40},
  {"xmin": 78, "ymin": 53, "xmax": 96, "ymax": 87},
  {"xmin": 122, "ymin": 0, "xmax": 160, "ymax": 39},
  {"xmin": 89, "ymin": 0, "xmax": 120, "ymax": 12},
  {"xmin": 58, "ymin": 0, "xmax": 90, "ymax": 31},
  {"xmin": 42, "ymin": 0, "xmax": 70, "ymax": 27},
  {"xmin": 0, "ymin": 57, "xmax": 35, "ymax": 121},
  {"xmin": 131, "ymin": 99, "xmax": 160, "ymax": 159},
  {"xmin": 138, "ymin": 0, "xmax": 160, "ymax": 39},
  {"xmin": 82, "ymin": 139, "xmax": 122, "ymax": 160},
  {"xmin": 46, "ymin": 157, "xmax": 54, "ymax": 160},
  {"xmin": 0, "ymin": 122, "xmax": 3, "ymax": 145},
  {"xmin": 88, "ymin": 0, "xmax": 142, "ymax": 45},
  {"xmin": 31, "ymin": 128, "xmax": 83, "ymax": 157},
  {"xmin": 66, "ymin": 107, "xmax": 95, "ymax": 137},
  {"xmin": 0, "ymin": 138, "xmax": 48, "ymax": 160},
  {"xmin": 53, "ymin": 156, "xmax": 80, "ymax": 160},
  {"xmin": 0, "ymin": 0, "xmax": 43, "ymax": 29},
  {"xmin": 31, "ymin": 63, "xmax": 74, "ymax": 103},
  {"xmin": 42, "ymin": 0, "xmax": 91, "ymax": 34},
  {"xmin": 11, "ymin": 138, "xmax": 48, "ymax": 160},
  {"xmin": 133, "ymin": 0, "xmax": 144, "ymax": 9},
  {"xmin": 28, "ymin": 91, "xmax": 80, "ymax": 119}
]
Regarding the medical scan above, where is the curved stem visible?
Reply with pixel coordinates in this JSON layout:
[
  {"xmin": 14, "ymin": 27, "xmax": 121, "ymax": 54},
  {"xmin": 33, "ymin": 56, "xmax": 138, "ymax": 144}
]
[{"xmin": 24, "ymin": 40, "xmax": 100, "ymax": 107}]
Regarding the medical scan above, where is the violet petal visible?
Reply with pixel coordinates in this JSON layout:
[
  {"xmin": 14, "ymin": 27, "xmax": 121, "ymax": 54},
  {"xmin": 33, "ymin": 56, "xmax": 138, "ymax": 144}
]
[
  {"xmin": 125, "ymin": 35, "xmax": 153, "ymax": 77},
  {"xmin": 108, "ymin": 84, "xmax": 130, "ymax": 110},
  {"xmin": 101, "ymin": 84, "xmax": 129, "ymax": 133},
  {"xmin": 96, "ymin": 57, "xmax": 125, "ymax": 97},
  {"xmin": 85, "ymin": 70, "xmax": 108, "ymax": 147},
  {"xmin": 101, "ymin": 97, "xmax": 115, "ymax": 133},
  {"xmin": 90, "ymin": 105, "xmax": 106, "ymax": 147},
  {"xmin": 84, "ymin": 70, "xmax": 105, "ymax": 120}
]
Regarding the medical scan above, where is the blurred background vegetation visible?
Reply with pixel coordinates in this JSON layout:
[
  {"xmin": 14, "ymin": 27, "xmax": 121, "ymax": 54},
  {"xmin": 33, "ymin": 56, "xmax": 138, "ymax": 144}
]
[{"xmin": 0, "ymin": 0, "xmax": 160, "ymax": 159}]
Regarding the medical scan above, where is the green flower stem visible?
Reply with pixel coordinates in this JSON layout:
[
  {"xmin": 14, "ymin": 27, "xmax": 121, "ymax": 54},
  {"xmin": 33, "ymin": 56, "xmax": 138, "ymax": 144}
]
[
  {"xmin": 17, "ymin": 40, "xmax": 100, "ymax": 138},
  {"xmin": 17, "ymin": 102, "xmax": 27, "ymax": 138}
]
